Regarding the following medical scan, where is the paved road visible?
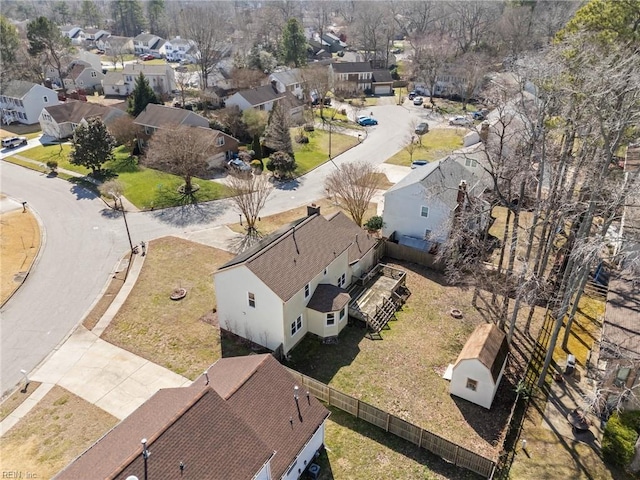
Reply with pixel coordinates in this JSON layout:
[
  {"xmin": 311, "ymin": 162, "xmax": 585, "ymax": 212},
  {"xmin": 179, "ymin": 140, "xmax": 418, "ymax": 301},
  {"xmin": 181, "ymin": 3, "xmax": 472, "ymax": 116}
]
[{"xmin": 0, "ymin": 100, "xmax": 426, "ymax": 395}]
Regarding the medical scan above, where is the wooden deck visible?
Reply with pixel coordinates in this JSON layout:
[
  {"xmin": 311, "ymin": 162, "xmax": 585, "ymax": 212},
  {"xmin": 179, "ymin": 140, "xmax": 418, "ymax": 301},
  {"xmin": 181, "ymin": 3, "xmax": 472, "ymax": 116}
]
[{"xmin": 348, "ymin": 264, "xmax": 409, "ymax": 338}]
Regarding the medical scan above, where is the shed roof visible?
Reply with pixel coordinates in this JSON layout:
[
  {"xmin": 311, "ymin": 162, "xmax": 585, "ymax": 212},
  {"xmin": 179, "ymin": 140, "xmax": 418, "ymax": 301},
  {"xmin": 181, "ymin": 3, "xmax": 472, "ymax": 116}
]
[{"xmin": 455, "ymin": 323, "xmax": 509, "ymax": 382}]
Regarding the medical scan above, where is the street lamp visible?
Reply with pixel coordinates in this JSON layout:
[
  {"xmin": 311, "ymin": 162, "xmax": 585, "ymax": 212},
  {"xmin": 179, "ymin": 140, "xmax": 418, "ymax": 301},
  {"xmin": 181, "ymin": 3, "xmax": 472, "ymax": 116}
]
[{"xmin": 111, "ymin": 192, "xmax": 134, "ymax": 253}]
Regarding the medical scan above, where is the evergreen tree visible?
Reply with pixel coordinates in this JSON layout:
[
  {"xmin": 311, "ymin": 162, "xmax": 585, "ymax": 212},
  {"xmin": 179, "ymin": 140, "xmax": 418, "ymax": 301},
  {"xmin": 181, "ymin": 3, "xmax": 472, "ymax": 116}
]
[
  {"xmin": 111, "ymin": 0, "xmax": 146, "ymax": 37},
  {"xmin": 27, "ymin": 16, "xmax": 72, "ymax": 93},
  {"xmin": 147, "ymin": 0, "xmax": 166, "ymax": 36},
  {"xmin": 80, "ymin": 0, "xmax": 102, "ymax": 27},
  {"xmin": 70, "ymin": 117, "xmax": 116, "ymax": 176},
  {"xmin": 127, "ymin": 73, "xmax": 160, "ymax": 117},
  {"xmin": 262, "ymin": 101, "xmax": 293, "ymax": 157},
  {"xmin": 280, "ymin": 18, "xmax": 307, "ymax": 67},
  {"xmin": 0, "ymin": 16, "xmax": 20, "ymax": 64}
]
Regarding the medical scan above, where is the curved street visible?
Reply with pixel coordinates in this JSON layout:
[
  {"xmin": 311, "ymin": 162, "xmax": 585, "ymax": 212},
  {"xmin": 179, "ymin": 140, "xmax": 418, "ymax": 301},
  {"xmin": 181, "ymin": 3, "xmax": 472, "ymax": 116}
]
[{"xmin": 0, "ymin": 100, "xmax": 423, "ymax": 394}]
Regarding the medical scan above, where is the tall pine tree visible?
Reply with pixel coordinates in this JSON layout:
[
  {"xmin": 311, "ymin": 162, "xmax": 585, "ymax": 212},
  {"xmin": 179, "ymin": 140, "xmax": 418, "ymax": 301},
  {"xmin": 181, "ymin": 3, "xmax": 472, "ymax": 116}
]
[
  {"xmin": 281, "ymin": 18, "xmax": 307, "ymax": 67},
  {"xmin": 127, "ymin": 73, "xmax": 160, "ymax": 117}
]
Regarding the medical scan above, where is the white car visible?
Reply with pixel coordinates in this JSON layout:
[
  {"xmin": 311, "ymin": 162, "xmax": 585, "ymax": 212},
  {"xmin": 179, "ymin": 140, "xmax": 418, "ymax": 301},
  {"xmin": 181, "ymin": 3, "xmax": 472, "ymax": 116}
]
[
  {"xmin": 2, "ymin": 136, "xmax": 28, "ymax": 148},
  {"xmin": 448, "ymin": 116, "xmax": 472, "ymax": 127}
]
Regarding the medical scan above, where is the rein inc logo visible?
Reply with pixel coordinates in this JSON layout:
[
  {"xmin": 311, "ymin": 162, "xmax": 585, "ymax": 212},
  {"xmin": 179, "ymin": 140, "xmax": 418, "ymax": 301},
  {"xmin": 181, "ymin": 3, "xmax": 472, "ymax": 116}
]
[{"xmin": 2, "ymin": 473, "xmax": 38, "ymax": 478}]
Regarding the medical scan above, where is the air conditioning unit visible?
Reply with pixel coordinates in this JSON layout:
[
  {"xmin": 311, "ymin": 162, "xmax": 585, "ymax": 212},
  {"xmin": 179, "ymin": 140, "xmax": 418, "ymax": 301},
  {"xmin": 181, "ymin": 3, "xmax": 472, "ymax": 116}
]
[{"xmin": 307, "ymin": 464, "xmax": 320, "ymax": 480}]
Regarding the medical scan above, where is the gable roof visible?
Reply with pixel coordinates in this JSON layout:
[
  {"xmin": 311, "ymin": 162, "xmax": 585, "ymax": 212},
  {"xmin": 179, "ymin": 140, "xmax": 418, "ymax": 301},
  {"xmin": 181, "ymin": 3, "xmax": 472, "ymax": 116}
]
[
  {"xmin": 235, "ymin": 84, "xmax": 286, "ymax": 107},
  {"xmin": 203, "ymin": 355, "xmax": 330, "ymax": 479},
  {"xmin": 122, "ymin": 63, "xmax": 171, "ymax": 76},
  {"xmin": 43, "ymin": 101, "xmax": 124, "ymax": 125},
  {"xmin": 68, "ymin": 63, "xmax": 86, "ymax": 80},
  {"xmin": 55, "ymin": 385, "xmax": 274, "ymax": 480},
  {"xmin": 219, "ymin": 212, "xmax": 376, "ymax": 301},
  {"xmin": 0, "ymin": 80, "xmax": 37, "ymax": 98},
  {"xmin": 134, "ymin": 33, "xmax": 159, "ymax": 43},
  {"xmin": 103, "ymin": 70, "xmax": 125, "ymax": 86},
  {"xmin": 455, "ymin": 323, "xmax": 509, "ymax": 382},
  {"xmin": 134, "ymin": 104, "xmax": 208, "ymax": 129},
  {"xmin": 331, "ymin": 62, "xmax": 372, "ymax": 73},
  {"xmin": 372, "ymin": 69, "xmax": 393, "ymax": 83},
  {"xmin": 270, "ymin": 68, "xmax": 303, "ymax": 86}
]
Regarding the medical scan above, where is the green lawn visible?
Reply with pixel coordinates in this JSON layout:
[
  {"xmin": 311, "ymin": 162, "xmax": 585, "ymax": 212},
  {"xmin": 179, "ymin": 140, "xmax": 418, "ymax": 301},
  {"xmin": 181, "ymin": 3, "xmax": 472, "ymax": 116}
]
[
  {"xmin": 13, "ymin": 144, "xmax": 229, "ymax": 209},
  {"xmin": 385, "ymin": 128, "xmax": 466, "ymax": 166},
  {"xmin": 313, "ymin": 108, "xmax": 350, "ymax": 122},
  {"xmin": 292, "ymin": 128, "xmax": 359, "ymax": 175}
]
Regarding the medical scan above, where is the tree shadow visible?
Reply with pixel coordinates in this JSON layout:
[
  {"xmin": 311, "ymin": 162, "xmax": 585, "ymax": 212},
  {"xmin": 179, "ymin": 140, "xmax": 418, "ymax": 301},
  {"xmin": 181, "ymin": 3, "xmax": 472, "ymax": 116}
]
[
  {"xmin": 273, "ymin": 177, "xmax": 302, "ymax": 191},
  {"xmin": 68, "ymin": 178, "xmax": 99, "ymax": 200},
  {"xmin": 227, "ymin": 231, "xmax": 265, "ymax": 254},
  {"xmin": 150, "ymin": 199, "xmax": 228, "ymax": 227}
]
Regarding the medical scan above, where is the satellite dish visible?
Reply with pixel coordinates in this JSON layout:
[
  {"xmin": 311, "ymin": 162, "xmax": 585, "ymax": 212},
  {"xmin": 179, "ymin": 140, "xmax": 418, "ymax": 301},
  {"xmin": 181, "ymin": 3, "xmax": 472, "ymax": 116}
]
[{"xmin": 126, "ymin": 476, "xmax": 139, "ymax": 480}]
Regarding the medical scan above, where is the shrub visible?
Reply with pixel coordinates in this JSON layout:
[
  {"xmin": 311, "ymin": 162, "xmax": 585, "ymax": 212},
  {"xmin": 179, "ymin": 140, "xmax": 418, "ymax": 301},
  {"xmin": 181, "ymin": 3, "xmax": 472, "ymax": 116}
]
[
  {"xmin": 46, "ymin": 160, "xmax": 58, "ymax": 172},
  {"xmin": 602, "ymin": 412, "xmax": 639, "ymax": 468},
  {"xmin": 304, "ymin": 124, "xmax": 315, "ymax": 132},
  {"xmin": 340, "ymin": 109, "xmax": 347, "ymax": 116},
  {"xmin": 295, "ymin": 135, "xmax": 309, "ymax": 144},
  {"xmin": 250, "ymin": 159, "xmax": 263, "ymax": 169},
  {"xmin": 364, "ymin": 216, "xmax": 384, "ymax": 231},
  {"xmin": 266, "ymin": 151, "xmax": 297, "ymax": 178}
]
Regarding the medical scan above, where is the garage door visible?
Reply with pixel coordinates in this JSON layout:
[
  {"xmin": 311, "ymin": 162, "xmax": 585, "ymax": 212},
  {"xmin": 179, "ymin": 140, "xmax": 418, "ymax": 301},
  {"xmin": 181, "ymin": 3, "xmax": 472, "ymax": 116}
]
[{"xmin": 374, "ymin": 85, "xmax": 390, "ymax": 95}]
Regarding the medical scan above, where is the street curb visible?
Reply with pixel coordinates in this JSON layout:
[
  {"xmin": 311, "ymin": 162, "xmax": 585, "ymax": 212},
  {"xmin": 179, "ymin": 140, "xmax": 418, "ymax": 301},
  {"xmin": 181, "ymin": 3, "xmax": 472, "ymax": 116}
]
[{"xmin": 0, "ymin": 197, "xmax": 46, "ymax": 310}]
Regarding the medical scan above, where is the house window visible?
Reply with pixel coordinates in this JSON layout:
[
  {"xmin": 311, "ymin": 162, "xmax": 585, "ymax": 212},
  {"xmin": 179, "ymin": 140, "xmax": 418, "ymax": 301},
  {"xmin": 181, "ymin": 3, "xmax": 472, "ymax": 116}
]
[
  {"xmin": 71, "ymin": 123, "xmax": 78, "ymax": 130},
  {"xmin": 420, "ymin": 206, "xmax": 429, "ymax": 218},
  {"xmin": 465, "ymin": 158, "xmax": 477, "ymax": 168},
  {"xmin": 43, "ymin": 96, "xmax": 48, "ymax": 103},
  {"xmin": 466, "ymin": 378, "xmax": 478, "ymax": 391},
  {"xmin": 125, "ymin": 75, "xmax": 133, "ymax": 82},
  {"xmin": 340, "ymin": 306, "xmax": 346, "ymax": 321},
  {"xmin": 338, "ymin": 273, "xmax": 346, "ymax": 288},
  {"xmin": 424, "ymin": 229, "xmax": 432, "ymax": 240},
  {"xmin": 91, "ymin": 71, "xmax": 97, "ymax": 77},
  {"xmin": 304, "ymin": 283, "xmax": 310, "ymax": 298},
  {"xmin": 614, "ymin": 367, "xmax": 631, "ymax": 388},
  {"xmin": 248, "ymin": 292, "xmax": 255, "ymax": 308},
  {"xmin": 216, "ymin": 136, "xmax": 225, "ymax": 147},
  {"xmin": 324, "ymin": 268, "xmax": 328, "ymax": 276},
  {"xmin": 326, "ymin": 313, "xmax": 335, "ymax": 326},
  {"xmin": 291, "ymin": 315, "xmax": 302, "ymax": 336}
]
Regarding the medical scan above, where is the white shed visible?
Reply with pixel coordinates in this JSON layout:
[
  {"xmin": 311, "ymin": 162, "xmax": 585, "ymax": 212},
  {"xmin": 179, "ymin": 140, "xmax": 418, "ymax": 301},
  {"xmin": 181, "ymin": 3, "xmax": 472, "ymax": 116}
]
[{"xmin": 450, "ymin": 323, "xmax": 509, "ymax": 409}]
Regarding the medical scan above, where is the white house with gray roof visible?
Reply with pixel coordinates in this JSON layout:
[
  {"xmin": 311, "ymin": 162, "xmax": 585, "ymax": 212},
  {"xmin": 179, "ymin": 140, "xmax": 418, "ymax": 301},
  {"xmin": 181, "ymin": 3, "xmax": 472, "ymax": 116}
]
[
  {"xmin": 224, "ymin": 84, "xmax": 304, "ymax": 122},
  {"xmin": 102, "ymin": 63, "xmax": 176, "ymax": 96},
  {"xmin": 133, "ymin": 33, "xmax": 165, "ymax": 56},
  {"xmin": 1, "ymin": 80, "xmax": 59, "ymax": 125},
  {"xmin": 164, "ymin": 36, "xmax": 199, "ymax": 63},
  {"xmin": 269, "ymin": 68, "xmax": 304, "ymax": 99},
  {"xmin": 39, "ymin": 101, "xmax": 126, "ymax": 140},
  {"xmin": 214, "ymin": 208, "xmax": 378, "ymax": 355}
]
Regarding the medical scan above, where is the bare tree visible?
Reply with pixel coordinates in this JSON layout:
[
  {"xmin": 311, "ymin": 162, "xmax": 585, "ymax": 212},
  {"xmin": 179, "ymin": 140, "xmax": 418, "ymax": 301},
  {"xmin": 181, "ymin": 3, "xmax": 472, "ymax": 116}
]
[
  {"xmin": 174, "ymin": 70, "xmax": 191, "ymax": 108},
  {"xmin": 410, "ymin": 33, "xmax": 455, "ymax": 102},
  {"xmin": 144, "ymin": 126, "xmax": 217, "ymax": 196},
  {"xmin": 325, "ymin": 161, "xmax": 382, "ymax": 226},
  {"xmin": 230, "ymin": 67, "xmax": 266, "ymax": 90},
  {"xmin": 107, "ymin": 115, "xmax": 140, "ymax": 151},
  {"xmin": 404, "ymin": 132, "xmax": 418, "ymax": 162},
  {"xmin": 179, "ymin": 3, "xmax": 233, "ymax": 90},
  {"xmin": 227, "ymin": 173, "xmax": 273, "ymax": 235},
  {"xmin": 451, "ymin": 52, "xmax": 490, "ymax": 110},
  {"xmin": 108, "ymin": 39, "xmax": 132, "ymax": 70}
]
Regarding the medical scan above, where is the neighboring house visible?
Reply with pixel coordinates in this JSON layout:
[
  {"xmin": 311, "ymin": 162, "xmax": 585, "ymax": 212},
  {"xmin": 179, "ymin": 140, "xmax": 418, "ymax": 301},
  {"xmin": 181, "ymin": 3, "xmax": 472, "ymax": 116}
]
[
  {"xmin": 59, "ymin": 25, "xmax": 85, "ymax": 45},
  {"xmin": 596, "ymin": 272, "xmax": 640, "ymax": 411},
  {"xmin": 321, "ymin": 32, "xmax": 346, "ymax": 53},
  {"xmin": 307, "ymin": 39, "xmax": 332, "ymax": 60},
  {"xmin": 371, "ymin": 69, "xmax": 394, "ymax": 95},
  {"xmin": 382, "ymin": 156, "xmax": 490, "ymax": 251},
  {"xmin": 225, "ymin": 84, "xmax": 304, "ymax": 123},
  {"xmin": 102, "ymin": 64, "xmax": 176, "ymax": 96},
  {"xmin": 0, "ymin": 80, "xmax": 59, "ymax": 125},
  {"xmin": 133, "ymin": 104, "xmax": 238, "ymax": 166},
  {"xmin": 39, "ymin": 101, "xmax": 127, "ymax": 140},
  {"xmin": 269, "ymin": 68, "xmax": 304, "ymax": 100},
  {"xmin": 164, "ymin": 36, "xmax": 199, "ymax": 63},
  {"xmin": 133, "ymin": 33, "xmax": 164, "ymax": 56},
  {"xmin": 449, "ymin": 323, "xmax": 509, "ymax": 409},
  {"xmin": 74, "ymin": 51, "xmax": 103, "ymax": 71},
  {"xmin": 63, "ymin": 63, "xmax": 104, "ymax": 91},
  {"xmin": 214, "ymin": 207, "xmax": 379, "ymax": 355},
  {"xmin": 330, "ymin": 62, "xmax": 372, "ymax": 94},
  {"xmin": 83, "ymin": 28, "xmax": 110, "ymax": 46},
  {"xmin": 55, "ymin": 354, "xmax": 330, "ymax": 480},
  {"xmin": 97, "ymin": 35, "xmax": 134, "ymax": 55}
]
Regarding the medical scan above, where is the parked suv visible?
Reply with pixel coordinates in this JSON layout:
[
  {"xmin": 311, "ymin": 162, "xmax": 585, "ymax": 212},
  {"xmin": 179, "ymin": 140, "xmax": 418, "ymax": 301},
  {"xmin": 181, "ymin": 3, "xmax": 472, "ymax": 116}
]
[
  {"xmin": 448, "ymin": 116, "xmax": 472, "ymax": 127},
  {"xmin": 2, "ymin": 136, "xmax": 27, "ymax": 149},
  {"xmin": 414, "ymin": 122, "xmax": 429, "ymax": 135}
]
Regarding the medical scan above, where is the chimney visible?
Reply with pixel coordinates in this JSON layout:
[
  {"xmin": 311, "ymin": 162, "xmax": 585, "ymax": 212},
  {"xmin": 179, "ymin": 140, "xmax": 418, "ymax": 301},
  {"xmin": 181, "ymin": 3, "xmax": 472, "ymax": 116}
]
[
  {"xmin": 479, "ymin": 121, "xmax": 490, "ymax": 143},
  {"xmin": 271, "ymin": 80, "xmax": 278, "ymax": 93},
  {"xmin": 307, "ymin": 203, "xmax": 321, "ymax": 216}
]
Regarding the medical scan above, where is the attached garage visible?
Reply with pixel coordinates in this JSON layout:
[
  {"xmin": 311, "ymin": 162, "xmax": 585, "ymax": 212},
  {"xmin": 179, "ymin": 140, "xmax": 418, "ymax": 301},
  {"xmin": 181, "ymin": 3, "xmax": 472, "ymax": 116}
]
[{"xmin": 372, "ymin": 69, "xmax": 394, "ymax": 96}]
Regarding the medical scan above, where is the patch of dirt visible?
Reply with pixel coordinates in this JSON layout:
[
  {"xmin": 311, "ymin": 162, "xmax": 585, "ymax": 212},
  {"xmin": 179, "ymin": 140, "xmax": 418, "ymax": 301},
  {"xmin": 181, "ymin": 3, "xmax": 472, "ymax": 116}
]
[
  {"xmin": 1, "ymin": 209, "xmax": 40, "ymax": 304},
  {"xmin": 0, "ymin": 382, "xmax": 42, "ymax": 422},
  {"xmin": 199, "ymin": 310, "xmax": 218, "ymax": 327},
  {"xmin": 82, "ymin": 256, "xmax": 129, "ymax": 331}
]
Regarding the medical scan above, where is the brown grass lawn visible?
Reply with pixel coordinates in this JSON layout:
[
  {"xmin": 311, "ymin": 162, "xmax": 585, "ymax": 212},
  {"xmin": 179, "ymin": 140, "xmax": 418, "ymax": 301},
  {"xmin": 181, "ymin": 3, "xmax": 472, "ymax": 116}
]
[
  {"xmin": 227, "ymin": 198, "xmax": 379, "ymax": 236},
  {"xmin": 101, "ymin": 237, "xmax": 234, "ymax": 380},
  {"xmin": 286, "ymin": 261, "xmax": 546, "ymax": 460},
  {"xmin": 0, "ymin": 386, "xmax": 118, "ymax": 479},
  {"xmin": 0, "ymin": 382, "xmax": 42, "ymax": 421},
  {"xmin": 82, "ymin": 256, "xmax": 129, "ymax": 331},
  {"xmin": 0, "ymin": 207, "xmax": 40, "ymax": 304}
]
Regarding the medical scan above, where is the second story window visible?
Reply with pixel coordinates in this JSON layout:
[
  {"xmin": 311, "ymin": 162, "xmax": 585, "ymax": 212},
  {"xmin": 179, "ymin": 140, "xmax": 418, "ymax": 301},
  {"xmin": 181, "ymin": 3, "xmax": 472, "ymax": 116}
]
[
  {"xmin": 304, "ymin": 283, "xmax": 310, "ymax": 298},
  {"xmin": 216, "ymin": 136, "xmax": 225, "ymax": 147},
  {"xmin": 248, "ymin": 292, "xmax": 256, "ymax": 308},
  {"xmin": 43, "ymin": 96, "xmax": 48, "ymax": 103},
  {"xmin": 420, "ymin": 206, "xmax": 429, "ymax": 218}
]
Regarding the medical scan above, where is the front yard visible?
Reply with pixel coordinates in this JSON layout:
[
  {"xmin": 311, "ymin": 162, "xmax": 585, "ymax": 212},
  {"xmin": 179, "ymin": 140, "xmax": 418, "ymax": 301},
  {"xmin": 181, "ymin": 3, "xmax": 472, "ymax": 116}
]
[
  {"xmin": 385, "ymin": 128, "xmax": 466, "ymax": 166},
  {"xmin": 291, "ymin": 127, "xmax": 360, "ymax": 176}
]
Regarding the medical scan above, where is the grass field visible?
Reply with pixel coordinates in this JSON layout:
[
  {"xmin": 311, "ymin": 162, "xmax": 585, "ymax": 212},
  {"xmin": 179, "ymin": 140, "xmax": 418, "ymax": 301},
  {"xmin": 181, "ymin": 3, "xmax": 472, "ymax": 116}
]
[
  {"xmin": 0, "ymin": 386, "xmax": 118, "ymax": 479},
  {"xmin": 385, "ymin": 128, "xmax": 466, "ymax": 166},
  {"xmin": 102, "ymin": 237, "xmax": 234, "ymax": 379},
  {"xmin": 292, "ymin": 128, "xmax": 360, "ymax": 176}
]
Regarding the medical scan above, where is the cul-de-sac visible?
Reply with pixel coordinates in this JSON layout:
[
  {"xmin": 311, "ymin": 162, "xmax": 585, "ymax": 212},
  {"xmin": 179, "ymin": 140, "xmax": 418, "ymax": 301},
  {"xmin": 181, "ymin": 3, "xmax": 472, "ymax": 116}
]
[{"xmin": 1, "ymin": 1, "xmax": 639, "ymax": 479}]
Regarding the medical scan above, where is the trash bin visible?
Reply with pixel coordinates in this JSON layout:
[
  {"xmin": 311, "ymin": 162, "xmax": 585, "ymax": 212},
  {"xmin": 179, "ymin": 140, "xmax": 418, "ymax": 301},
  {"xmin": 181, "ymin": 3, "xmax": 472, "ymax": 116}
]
[{"xmin": 566, "ymin": 354, "xmax": 576, "ymax": 374}]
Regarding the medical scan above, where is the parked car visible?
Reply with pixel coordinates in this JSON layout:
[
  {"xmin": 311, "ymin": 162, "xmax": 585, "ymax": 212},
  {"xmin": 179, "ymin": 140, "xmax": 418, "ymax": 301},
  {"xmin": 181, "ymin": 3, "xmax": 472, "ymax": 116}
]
[
  {"xmin": 408, "ymin": 91, "xmax": 416, "ymax": 100},
  {"xmin": 415, "ymin": 122, "xmax": 429, "ymax": 135},
  {"xmin": 413, "ymin": 96, "xmax": 424, "ymax": 106},
  {"xmin": 2, "ymin": 136, "xmax": 28, "ymax": 149},
  {"xmin": 472, "ymin": 109, "xmax": 489, "ymax": 120},
  {"xmin": 96, "ymin": 49, "xmax": 106, "ymax": 55},
  {"xmin": 226, "ymin": 158, "xmax": 251, "ymax": 173},
  {"xmin": 449, "ymin": 116, "xmax": 473, "ymax": 126},
  {"xmin": 140, "ymin": 54, "xmax": 155, "ymax": 61},
  {"xmin": 357, "ymin": 115, "xmax": 378, "ymax": 126},
  {"xmin": 411, "ymin": 160, "xmax": 428, "ymax": 169}
]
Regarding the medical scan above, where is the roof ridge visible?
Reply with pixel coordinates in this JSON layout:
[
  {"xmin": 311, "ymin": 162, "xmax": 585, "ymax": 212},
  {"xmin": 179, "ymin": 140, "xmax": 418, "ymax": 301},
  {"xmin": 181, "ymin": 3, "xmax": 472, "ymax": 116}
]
[
  {"xmin": 221, "ymin": 355, "xmax": 269, "ymax": 400},
  {"xmin": 113, "ymin": 385, "xmax": 211, "ymax": 474}
]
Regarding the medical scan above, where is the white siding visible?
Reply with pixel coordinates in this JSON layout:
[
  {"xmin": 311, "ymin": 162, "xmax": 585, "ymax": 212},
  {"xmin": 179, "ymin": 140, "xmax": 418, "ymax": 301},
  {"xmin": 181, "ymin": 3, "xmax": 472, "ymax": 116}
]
[
  {"xmin": 214, "ymin": 266, "xmax": 284, "ymax": 351},
  {"xmin": 224, "ymin": 93, "xmax": 253, "ymax": 112},
  {"xmin": 282, "ymin": 421, "xmax": 326, "ymax": 480},
  {"xmin": 450, "ymin": 358, "xmax": 505, "ymax": 409},
  {"xmin": 382, "ymin": 183, "xmax": 452, "ymax": 243}
]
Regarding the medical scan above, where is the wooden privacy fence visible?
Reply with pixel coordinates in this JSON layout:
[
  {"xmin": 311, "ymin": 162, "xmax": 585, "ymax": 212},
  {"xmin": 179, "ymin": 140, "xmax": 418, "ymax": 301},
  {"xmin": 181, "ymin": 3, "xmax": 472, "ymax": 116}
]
[
  {"xmin": 383, "ymin": 241, "xmax": 445, "ymax": 271},
  {"xmin": 286, "ymin": 368, "xmax": 496, "ymax": 478}
]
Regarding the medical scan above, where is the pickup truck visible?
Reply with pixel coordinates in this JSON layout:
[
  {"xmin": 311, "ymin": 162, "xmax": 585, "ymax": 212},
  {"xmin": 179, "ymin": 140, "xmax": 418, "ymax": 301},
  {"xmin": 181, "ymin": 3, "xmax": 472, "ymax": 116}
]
[{"xmin": 2, "ymin": 136, "xmax": 28, "ymax": 149}]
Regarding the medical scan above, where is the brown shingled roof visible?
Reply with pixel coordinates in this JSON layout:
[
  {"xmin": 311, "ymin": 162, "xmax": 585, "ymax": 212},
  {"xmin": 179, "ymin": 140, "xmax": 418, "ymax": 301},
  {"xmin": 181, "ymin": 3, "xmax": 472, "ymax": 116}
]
[
  {"xmin": 455, "ymin": 323, "xmax": 509, "ymax": 382},
  {"xmin": 219, "ymin": 212, "xmax": 370, "ymax": 301},
  {"xmin": 306, "ymin": 284, "xmax": 350, "ymax": 312},
  {"xmin": 44, "ymin": 101, "xmax": 124, "ymax": 125}
]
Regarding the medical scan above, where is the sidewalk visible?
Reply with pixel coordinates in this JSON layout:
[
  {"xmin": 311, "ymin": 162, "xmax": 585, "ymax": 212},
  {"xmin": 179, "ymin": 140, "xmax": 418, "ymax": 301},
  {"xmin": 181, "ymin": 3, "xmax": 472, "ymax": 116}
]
[{"xmin": 0, "ymin": 249, "xmax": 190, "ymax": 435}]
